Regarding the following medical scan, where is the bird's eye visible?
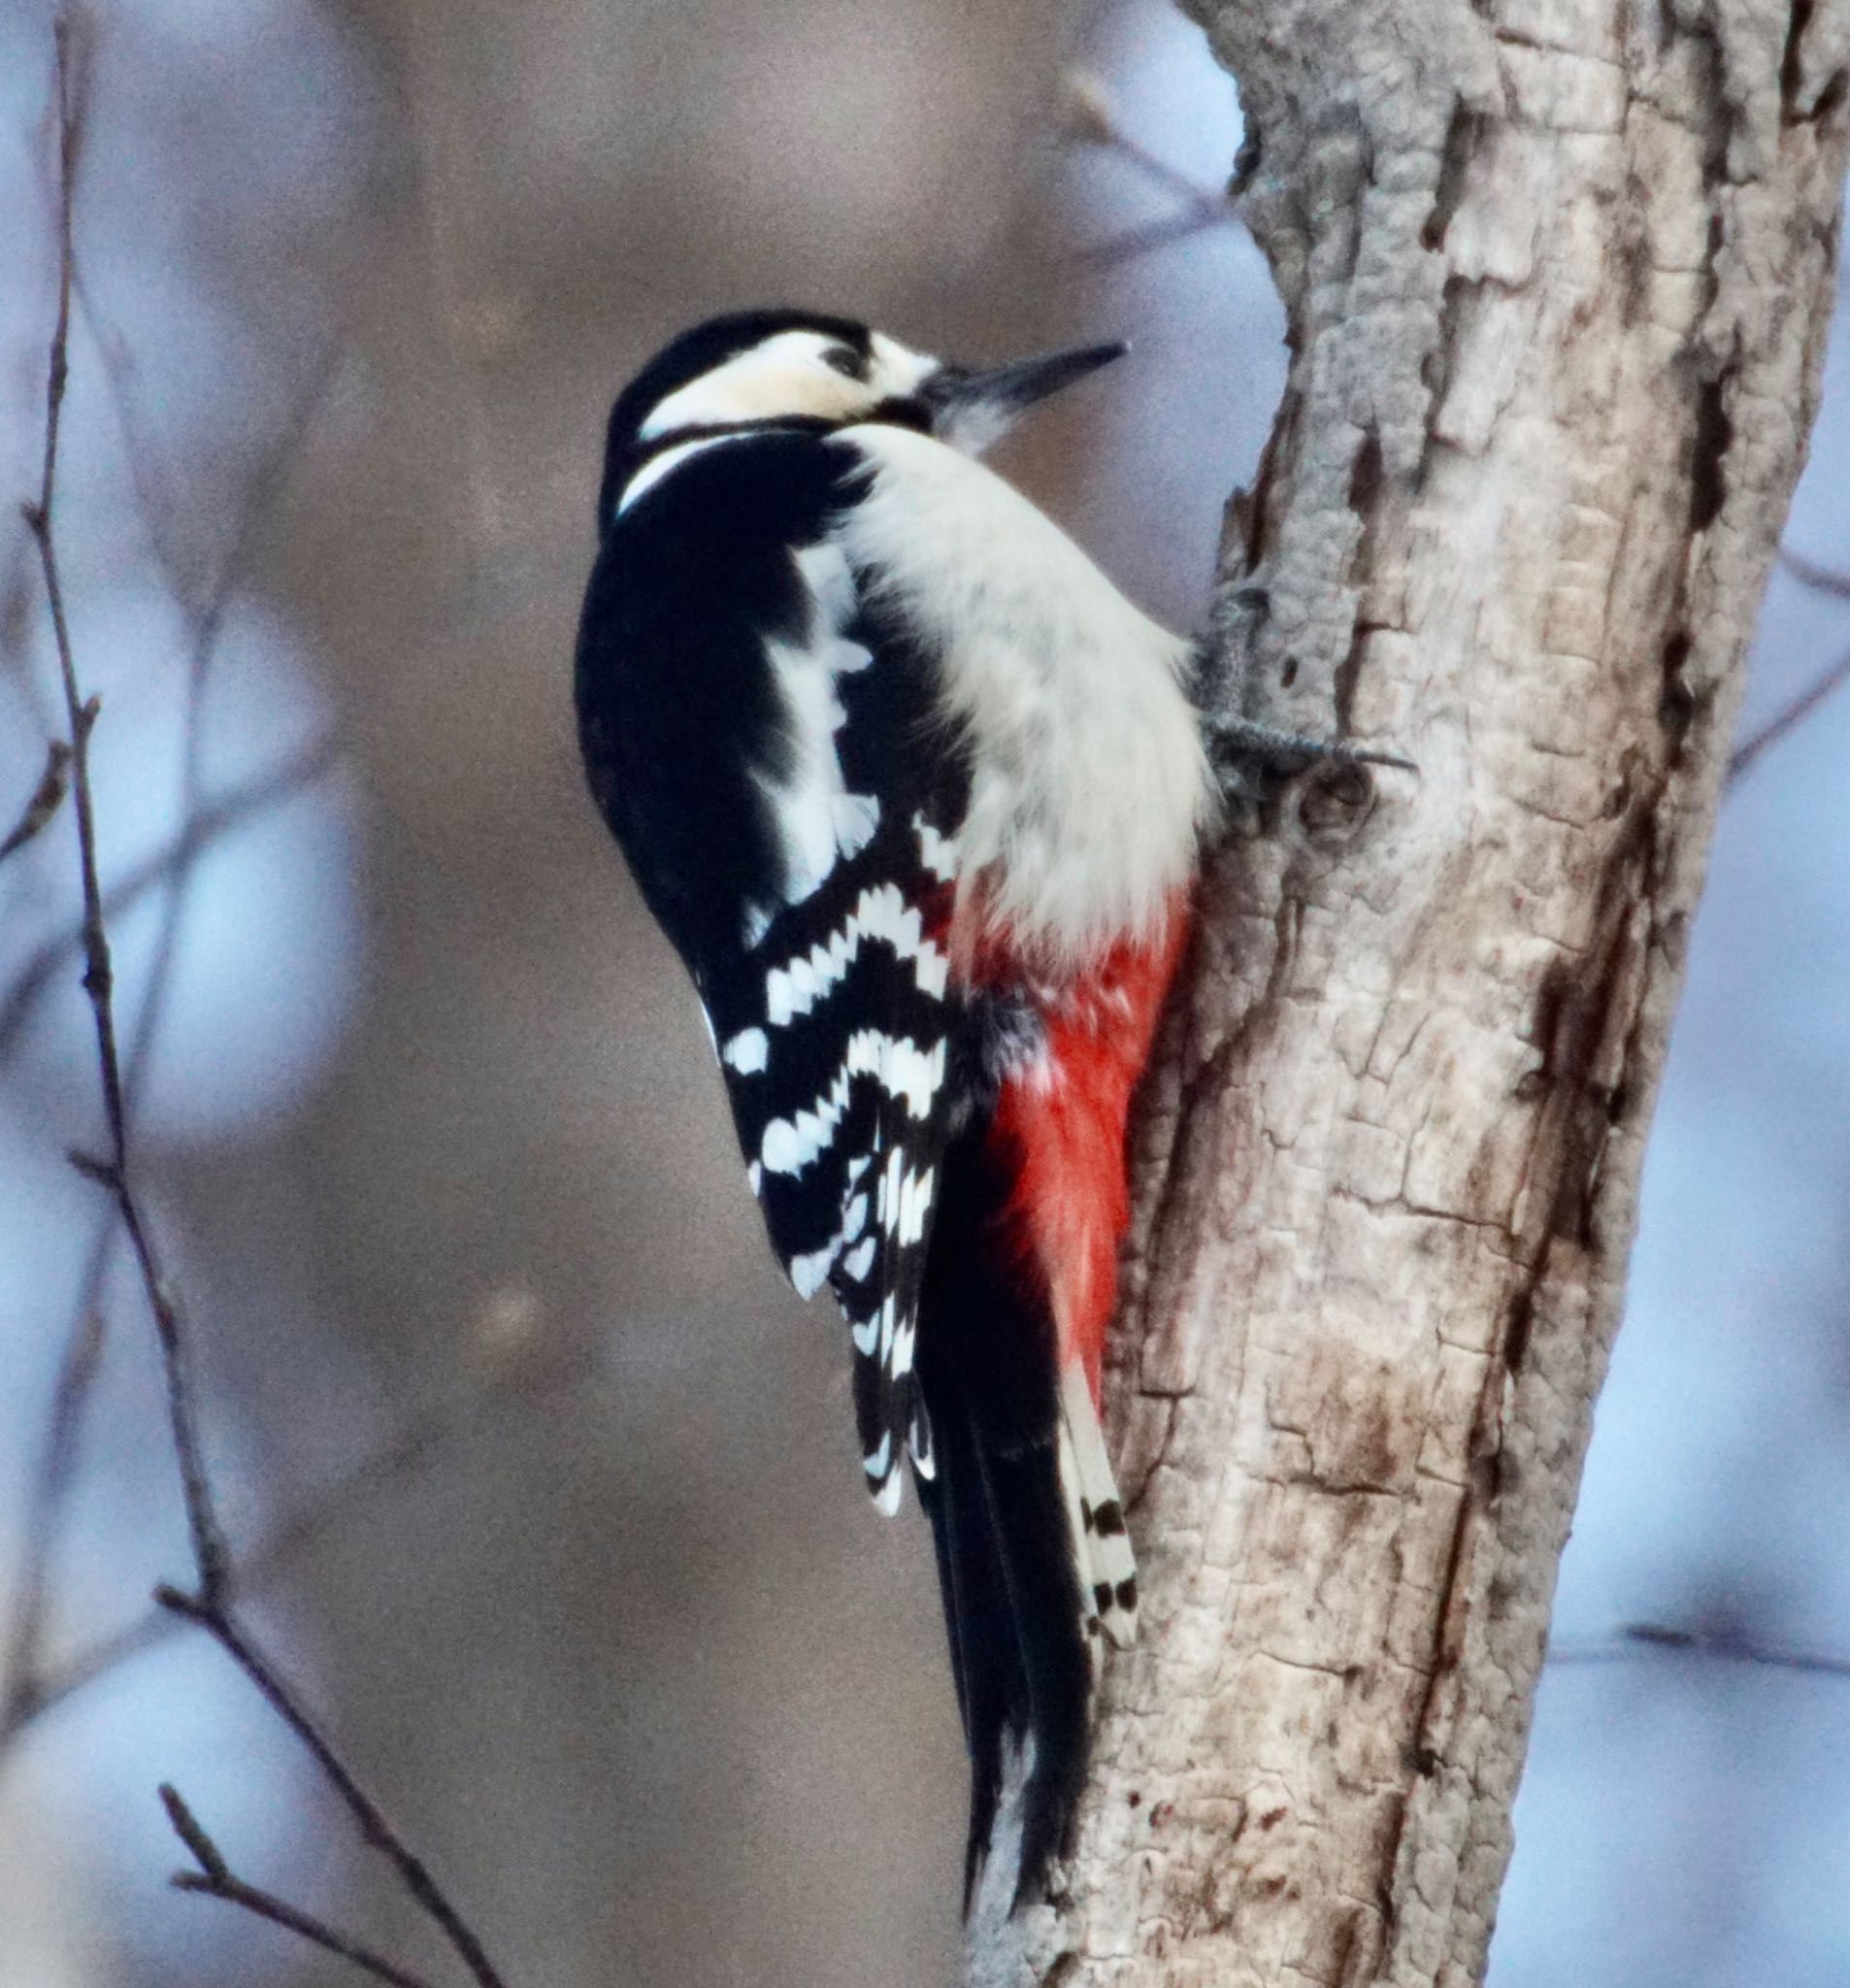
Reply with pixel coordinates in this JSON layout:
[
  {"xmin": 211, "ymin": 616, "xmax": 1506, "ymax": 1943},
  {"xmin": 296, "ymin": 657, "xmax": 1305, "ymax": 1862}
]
[{"xmin": 822, "ymin": 347, "xmax": 864, "ymax": 380}]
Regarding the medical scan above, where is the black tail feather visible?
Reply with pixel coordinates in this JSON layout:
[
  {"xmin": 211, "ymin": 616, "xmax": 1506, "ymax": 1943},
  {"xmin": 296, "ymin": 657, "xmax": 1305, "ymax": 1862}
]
[
  {"xmin": 915, "ymin": 1126, "xmax": 1094, "ymax": 1911},
  {"xmin": 919, "ymin": 1390, "xmax": 1014, "ymax": 1905}
]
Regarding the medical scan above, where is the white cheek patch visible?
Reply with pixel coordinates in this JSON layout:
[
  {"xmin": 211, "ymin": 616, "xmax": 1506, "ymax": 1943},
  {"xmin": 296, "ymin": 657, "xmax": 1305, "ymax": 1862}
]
[{"xmin": 641, "ymin": 331, "xmax": 871, "ymax": 437}]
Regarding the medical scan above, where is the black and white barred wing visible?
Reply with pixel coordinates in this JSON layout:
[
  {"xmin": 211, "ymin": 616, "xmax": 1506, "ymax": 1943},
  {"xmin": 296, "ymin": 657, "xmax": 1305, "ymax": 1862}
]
[{"xmin": 699, "ymin": 538, "xmax": 967, "ymax": 1513}]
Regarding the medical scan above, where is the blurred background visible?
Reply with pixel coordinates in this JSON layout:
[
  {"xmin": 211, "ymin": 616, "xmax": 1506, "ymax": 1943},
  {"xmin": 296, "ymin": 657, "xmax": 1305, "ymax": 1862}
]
[{"xmin": 1, "ymin": 3, "xmax": 1846, "ymax": 1984}]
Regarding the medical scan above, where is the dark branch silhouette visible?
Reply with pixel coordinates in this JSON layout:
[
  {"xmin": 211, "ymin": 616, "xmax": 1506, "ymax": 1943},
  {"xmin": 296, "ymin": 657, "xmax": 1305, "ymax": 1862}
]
[
  {"xmin": 1727, "ymin": 647, "xmax": 1850, "ymax": 787},
  {"xmin": 0, "ymin": 210, "xmax": 347, "ymax": 1753},
  {"xmin": 1723, "ymin": 546, "xmax": 1850, "ymax": 787},
  {"xmin": 161, "ymin": 1786, "xmax": 439, "ymax": 1988},
  {"xmin": 0, "ymin": 741, "xmax": 71, "ymax": 864},
  {"xmin": 1549, "ymin": 1620, "xmax": 1850, "ymax": 1681},
  {"xmin": 1059, "ymin": 66, "xmax": 1239, "ymax": 266},
  {"xmin": 17, "ymin": 23, "xmax": 512, "ymax": 1988},
  {"xmin": 1779, "ymin": 545, "xmax": 1850, "ymax": 600},
  {"xmin": 6, "ymin": 1325, "xmax": 591, "ymax": 1745}
]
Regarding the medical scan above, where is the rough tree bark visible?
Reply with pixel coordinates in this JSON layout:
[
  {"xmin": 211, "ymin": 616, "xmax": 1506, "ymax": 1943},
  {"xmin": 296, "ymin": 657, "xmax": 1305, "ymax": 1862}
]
[{"xmin": 972, "ymin": 2, "xmax": 1850, "ymax": 1983}]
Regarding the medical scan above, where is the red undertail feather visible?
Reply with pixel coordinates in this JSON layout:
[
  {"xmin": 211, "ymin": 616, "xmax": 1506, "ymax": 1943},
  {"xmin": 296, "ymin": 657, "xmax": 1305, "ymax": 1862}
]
[{"xmin": 993, "ymin": 895, "xmax": 1191, "ymax": 1403}]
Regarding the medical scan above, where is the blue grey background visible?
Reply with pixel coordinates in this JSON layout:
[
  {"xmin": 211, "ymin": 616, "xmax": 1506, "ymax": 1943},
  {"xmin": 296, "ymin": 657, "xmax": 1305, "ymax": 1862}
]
[{"xmin": 2, "ymin": 2, "xmax": 1845, "ymax": 1982}]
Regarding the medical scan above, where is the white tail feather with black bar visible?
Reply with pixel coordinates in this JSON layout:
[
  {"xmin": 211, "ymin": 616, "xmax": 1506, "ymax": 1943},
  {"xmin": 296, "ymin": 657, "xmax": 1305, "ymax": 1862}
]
[{"xmin": 1056, "ymin": 1364, "xmax": 1138, "ymax": 1651}]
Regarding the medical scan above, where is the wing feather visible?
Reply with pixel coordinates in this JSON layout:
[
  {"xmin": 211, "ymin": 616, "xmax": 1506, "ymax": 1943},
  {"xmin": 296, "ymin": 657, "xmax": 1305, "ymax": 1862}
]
[
  {"xmin": 578, "ymin": 429, "xmax": 970, "ymax": 1511},
  {"xmin": 694, "ymin": 528, "xmax": 967, "ymax": 1510}
]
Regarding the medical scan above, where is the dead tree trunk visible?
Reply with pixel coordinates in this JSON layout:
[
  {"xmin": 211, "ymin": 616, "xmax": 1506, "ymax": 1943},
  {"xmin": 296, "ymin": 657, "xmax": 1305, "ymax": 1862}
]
[{"xmin": 972, "ymin": 2, "xmax": 1850, "ymax": 1983}]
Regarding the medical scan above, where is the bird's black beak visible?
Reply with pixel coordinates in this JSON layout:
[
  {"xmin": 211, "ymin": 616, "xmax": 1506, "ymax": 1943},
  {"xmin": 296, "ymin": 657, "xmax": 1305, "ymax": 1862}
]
[{"xmin": 921, "ymin": 340, "xmax": 1128, "ymax": 453}]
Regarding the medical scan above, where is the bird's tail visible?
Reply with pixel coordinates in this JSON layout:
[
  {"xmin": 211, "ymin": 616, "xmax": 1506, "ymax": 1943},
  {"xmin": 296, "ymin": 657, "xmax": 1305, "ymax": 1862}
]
[{"xmin": 913, "ymin": 1130, "xmax": 1138, "ymax": 1912}]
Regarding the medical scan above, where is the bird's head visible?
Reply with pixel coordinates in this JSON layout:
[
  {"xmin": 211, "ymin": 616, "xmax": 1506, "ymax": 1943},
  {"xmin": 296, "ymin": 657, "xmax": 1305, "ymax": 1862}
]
[{"xmin": 600, "ymin": 309, "xmax": 1125, "ymax": 520}]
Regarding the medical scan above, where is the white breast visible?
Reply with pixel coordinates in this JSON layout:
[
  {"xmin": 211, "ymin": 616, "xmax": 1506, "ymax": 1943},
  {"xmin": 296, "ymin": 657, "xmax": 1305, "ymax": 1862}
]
[{"xmin": 835, "ymin": 425, "xmax": 1213, "ymax": 968}]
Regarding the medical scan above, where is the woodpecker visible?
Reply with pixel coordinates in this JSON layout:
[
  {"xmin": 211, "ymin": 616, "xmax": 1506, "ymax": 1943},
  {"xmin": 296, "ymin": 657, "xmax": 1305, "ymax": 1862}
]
[{"xmin": 575, "ymin": 309, "xmax": 1217, "ymax": 1909}]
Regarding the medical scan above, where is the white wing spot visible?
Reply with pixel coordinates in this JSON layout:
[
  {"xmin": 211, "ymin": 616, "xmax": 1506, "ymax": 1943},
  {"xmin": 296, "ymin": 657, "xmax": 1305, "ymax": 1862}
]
[
  {"xmin": 788, "ymin": 1250, "xmax": 828, "ymax": 1299},
  {"xmin": 757, "ymin": 1031, "xmax": 943, "ymax": 1176},
  {"xmin": 752, "ymin": 542, "xmax": 886, "ymax": 914},
  {"xmin": 763, "ymin": 882, "xmax": 944, "ymax": 1025},
  {"xmin": 914, "ymin": 814, "xmax": 958, "ymax": 882},
  {"xmin": 721, "ymin": 1027, "xmax": 769, "ymax": 1075},
  {"xmin": 833, "ymin": 792, "xmax": 880, "ymax": 857},
  {"xmin": 908, "ymin": 1411, "xmax": 936, "ymax": 1478},
  {"xmin": 895, "ymin": 1166, "xmax": 935, "ymax": 1246},
  {"xmin": 875, "ymin": 1292, "xmax": 899, "ymax": 1363},
  {"xmin": 786, "ymin": 1192, "xmax": 872, "ymax": 1299}
]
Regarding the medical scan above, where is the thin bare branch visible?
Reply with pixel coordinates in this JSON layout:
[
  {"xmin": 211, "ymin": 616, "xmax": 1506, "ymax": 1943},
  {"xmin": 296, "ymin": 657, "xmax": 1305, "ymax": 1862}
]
[
  {"xmin": 1778, "ymin": 544, "xmax": 1850, "ymax": 599},
  {"xmin": 0, "ymin": 740, "xmax": 71, "ymax": 863},
  {"xmin": 1717, "ymin": 546, "xmax": 1850, "ymax": 785},
  {"xmin": 21, "ymin": 15, "xmax": 232, "ymax": 1606},
  {"xmin": 0, "ymin": 332, "xmax": 345, "ymax": 1717},
  {"xmin": 20, "ymin": 27, "xmax": 512, "ymax": 1988},
  {"xmin": 0, "ymin": 741, "xmax": 332, "ymax": 1714},
  {"xmin": 0, "ymin": 734, "xmax": 342, "ymax": 1062},
  {"xmin": 1727, "ymin": 645, "xmax": 1850, "ymax": 786},
  {"xmin": 1072, "ymin": 205, "xmax": 1241, "ymax": 268},
  {"xmin": 6, "ymin": 1328, "xmax": 592, "ymax": 1745},
  {"xmin": 162, "ymin": 1786, "xmax": 440, "ymax": 1988},
  {"xmin": 1548, "ymin": 1620, "xmax": 1850, "ymax": 1680},
  {"xmin": 1057, "ymin": 65, "xmax": 1239, "ymax": 267},
  {"xmin": 156, "ymin": 1594, "xmax": 510, "ymax": 1988}
]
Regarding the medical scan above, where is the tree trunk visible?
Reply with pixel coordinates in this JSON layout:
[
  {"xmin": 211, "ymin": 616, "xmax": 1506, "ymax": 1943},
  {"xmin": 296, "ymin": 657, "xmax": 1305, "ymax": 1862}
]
[{"xmin": 972, "ymin": 3, "xmax": 1850, "ymax": 1983}]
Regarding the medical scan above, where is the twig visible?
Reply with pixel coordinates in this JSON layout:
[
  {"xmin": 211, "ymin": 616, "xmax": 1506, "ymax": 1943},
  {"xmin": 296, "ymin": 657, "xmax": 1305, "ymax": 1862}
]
[
  {"xmin": 0, "ymin": 740, "xmax": 71, "ymax": 863},
  {"xmin": 21, "ymin": 16, "xmax": 230, "ymax": 1605},
  {"xmin": 161, "ymin": 1786, "xmax": 439, "ymax": 1988},
  {"xmin": 155, "ymin": 1593, "xmax": 509, "ymax": 1988},
  {"xmin": 1547, "ymin": 1620, "xmax": 1850, "ymax": 1680},
  {"xmin": 21, "ymin": 26, "xmax": 512, "ymax": 1988},
  {"xmin": 0, "ymin": 735, "xmax": 343, "ymax": 1062},
  {"xmin": 1058, "ymin": 65, "xmax": 1239, "ymax": 267},
  {"xmin": 6, "ymin": 1328, "xmax": 591, "ymax": 1745},
  {"xmin": 1072, "ymin": 206, "xmax": 1242, "ymax": 269},
  {"xmin": 1726, "ymin": 646, "xmax": 1850, "ymax": 787},
  {"xmin": 1719, "ymin": 546, "xmax": 1850, "ymax": 787},
  {"xmin": 0, "ymin": 1307, "xmax": 104, "ymax": 1736},
  {"xmin": 0, "ymin": 341, "xmax": 344, "ymax": 1718},
  {"xmin": 21, "ymin": 20, "xmax": 216, "ymax": 1557},
  {"xmin": 1778, "ymin": 544, "xmax": 1850, "ymax": 599}
]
